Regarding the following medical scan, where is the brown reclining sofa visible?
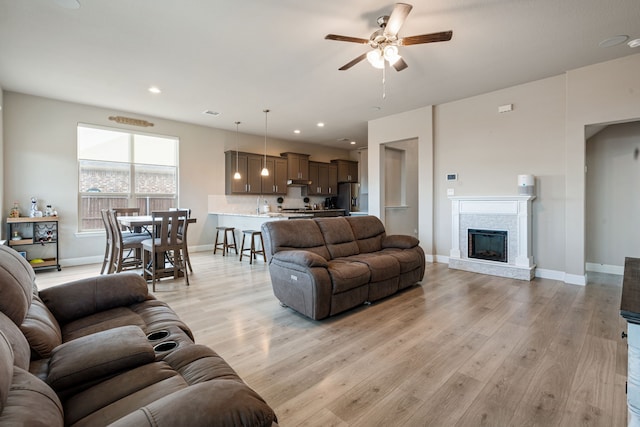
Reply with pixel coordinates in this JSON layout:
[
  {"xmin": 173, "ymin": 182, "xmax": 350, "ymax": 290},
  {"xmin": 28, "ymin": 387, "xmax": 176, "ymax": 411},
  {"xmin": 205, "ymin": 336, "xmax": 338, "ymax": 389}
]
[
  {"xmin": 261, "ymin": 215, "xmax": 425, "ymax": 320},
  {"xmin": 0, "ymin": 245, "xmax": 277, "ymax": 426}
]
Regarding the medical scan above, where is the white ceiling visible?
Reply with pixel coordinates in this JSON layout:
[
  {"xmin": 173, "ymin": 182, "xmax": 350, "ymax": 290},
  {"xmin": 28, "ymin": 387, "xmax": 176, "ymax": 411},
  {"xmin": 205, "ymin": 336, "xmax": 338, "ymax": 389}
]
[{"xmin": 1, "ymin": 0, "xmax": 639, "ymax": 149}]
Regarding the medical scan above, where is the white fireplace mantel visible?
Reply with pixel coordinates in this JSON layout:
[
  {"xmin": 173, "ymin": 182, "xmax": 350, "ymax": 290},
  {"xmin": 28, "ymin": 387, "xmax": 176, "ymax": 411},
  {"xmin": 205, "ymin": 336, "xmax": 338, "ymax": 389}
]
[{"xmin": 449, "ymin": 195, "xmax": 536, "ymax": 280}]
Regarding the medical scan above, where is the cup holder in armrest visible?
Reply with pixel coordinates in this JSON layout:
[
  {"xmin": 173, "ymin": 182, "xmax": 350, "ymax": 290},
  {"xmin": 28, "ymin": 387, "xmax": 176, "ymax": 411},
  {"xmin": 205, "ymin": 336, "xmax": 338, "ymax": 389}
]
[
  {"xmin": 153, "ymin": 341, "xmax": 178, "ymax": 353},
  {"xmin": 147, "ymin": 330, "xmax": 170, "ymax": 341}
]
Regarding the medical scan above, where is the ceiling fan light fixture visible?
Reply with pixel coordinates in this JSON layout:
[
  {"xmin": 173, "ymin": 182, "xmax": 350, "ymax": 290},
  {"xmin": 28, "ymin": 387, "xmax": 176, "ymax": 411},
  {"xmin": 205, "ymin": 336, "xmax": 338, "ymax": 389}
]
[
  {"xmin": 383, "ymin": 45, "xmax": 401, "ymax": 65},
  {"xmin": 367, "ymin": 49, "xmax": 385, "ymax": 69}
]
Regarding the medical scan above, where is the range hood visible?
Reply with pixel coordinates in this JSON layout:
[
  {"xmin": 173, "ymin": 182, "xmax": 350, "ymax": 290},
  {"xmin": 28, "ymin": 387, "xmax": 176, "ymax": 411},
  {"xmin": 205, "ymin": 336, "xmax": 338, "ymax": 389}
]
[{"xmin": 287, "ymin": 179, "xmax": 313, "ymax": 186}]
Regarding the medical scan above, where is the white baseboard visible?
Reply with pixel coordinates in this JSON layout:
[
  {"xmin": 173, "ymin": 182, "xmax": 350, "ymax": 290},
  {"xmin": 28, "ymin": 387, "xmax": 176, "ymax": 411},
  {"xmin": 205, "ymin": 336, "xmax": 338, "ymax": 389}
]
[
  {"xmin": 58, "ymin": 245, "xmax": 215, "ymax": 268},
  {"xmin": 433, "ymin": 254, "xmax": 587, "ymax": 286},
  {"xmin": 585, "ymin": 262, "xmax": 624, "ymax": 275}
]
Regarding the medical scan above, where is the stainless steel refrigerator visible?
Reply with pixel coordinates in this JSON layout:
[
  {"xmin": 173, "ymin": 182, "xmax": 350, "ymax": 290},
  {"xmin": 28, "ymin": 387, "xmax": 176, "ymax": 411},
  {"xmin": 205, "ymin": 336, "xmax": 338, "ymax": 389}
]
[{"xmin": 337, "ymin": 183, "xmax": 360, "ymax": 215}]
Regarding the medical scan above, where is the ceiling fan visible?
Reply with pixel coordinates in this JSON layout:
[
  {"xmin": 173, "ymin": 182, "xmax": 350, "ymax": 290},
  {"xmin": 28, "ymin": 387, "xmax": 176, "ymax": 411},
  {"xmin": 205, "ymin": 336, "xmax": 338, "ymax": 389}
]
[{"xmin": 325, "ymin": 3, "xmax": 452, "ymax": 72}]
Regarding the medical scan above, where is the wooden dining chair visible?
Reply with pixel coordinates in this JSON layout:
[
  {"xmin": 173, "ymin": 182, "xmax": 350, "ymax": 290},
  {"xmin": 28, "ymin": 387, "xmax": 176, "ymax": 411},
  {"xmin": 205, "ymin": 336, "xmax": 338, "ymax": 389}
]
[
  {"xmin": 169, "ymin": 207, "xmax": 192, "ymax": 272},
  {"xmin": 108, "ymin": 209, "xmax": 147, "ymax": 273},
  {"xmin": 141, "ymin": 210, "xmax": 190, "ymax": 291},
  {"xmin": 100, "ymin": 209, "xmax": 115, "ymax": 274}
]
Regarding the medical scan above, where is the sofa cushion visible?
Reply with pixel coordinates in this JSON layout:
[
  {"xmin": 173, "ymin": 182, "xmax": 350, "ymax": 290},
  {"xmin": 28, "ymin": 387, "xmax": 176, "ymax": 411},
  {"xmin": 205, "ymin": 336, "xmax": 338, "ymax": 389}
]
[
  {"xmin": 60, "ymin": 300, "xmax": 194, "ymax": 343},
  {"xmin": 0, "ymin": 313, "xmax": 30, "ymax": 371},
  {"xmin": 63, "ymin": 361, "xmax": 186, "ymax": 426},
  {"xmin": 262, "ymin": 219, "xmax": 330, "ymax": 260},
  {"xmin": 345, "ymin": 216, "xmax": 386, "ymax": 253},
  {"xmin": 0, "ymin": 245, "xmax": 35, "ymax": 325},
  {"xmin": 47, "ymin": 325, "xmax": 155, "ymax": 392},
  {"xmin": 314, "ymin": 217, "xmax": 359, "ymax": 259},
  {"xmin": 327, "ymin": 260, "xmax": 371, "ymax": 293},
  {"xmin": 350, "ymin": 253, "xmax": 400, "ymax": 282},
  {"xmin": 382, "ymin": 248, "xmax": 425, "ymax": 273},
  {"xmin": 0, "ymin": 366, "xmax": 63, "ymax": 427},
  {"xmin": 108, "ymin": 380, "xmax": 278, "ymax": 427},
  {"xmin": 0, "ymin": 330, "xmax": 13, "ymax": 412},
  {"xmin": 20, "ymin": 294, "xmax": 62, "ymax": 359},
  {"xmin": 39, "ymin": 273, "xmax": 149, "ymax": 325}
]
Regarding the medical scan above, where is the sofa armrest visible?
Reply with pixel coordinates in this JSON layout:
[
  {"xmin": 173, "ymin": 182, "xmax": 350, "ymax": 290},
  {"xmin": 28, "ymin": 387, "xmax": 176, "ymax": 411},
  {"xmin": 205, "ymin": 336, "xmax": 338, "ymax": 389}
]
[
  {"xmin": 38, "ymin": 273, "xmax": 149, "ymax": 324},
  {"xmin": 382, "ymin": 234, "xmax": 419, "ymax": 249},
  {"xmin": 46, "ymin": 325, "xmax": 154, "ymax": 392},
  {"xmin": 272, "ymin": 250, "xmax": 328, "ymax": 268},
  {"xmin": 109, "ymin": 380, "xmax": 278, "ymax": 427}
]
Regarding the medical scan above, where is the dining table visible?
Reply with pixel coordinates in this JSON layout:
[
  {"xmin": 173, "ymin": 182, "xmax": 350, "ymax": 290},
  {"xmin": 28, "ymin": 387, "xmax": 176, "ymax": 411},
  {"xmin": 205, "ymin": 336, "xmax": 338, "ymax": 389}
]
[
  {"xmin": 117, "ymin": 214, "xmax": 197, "ymax": 279},
  {"xmin": 117, "ymin": 215, "xmax": 197, "ymax": 235}
]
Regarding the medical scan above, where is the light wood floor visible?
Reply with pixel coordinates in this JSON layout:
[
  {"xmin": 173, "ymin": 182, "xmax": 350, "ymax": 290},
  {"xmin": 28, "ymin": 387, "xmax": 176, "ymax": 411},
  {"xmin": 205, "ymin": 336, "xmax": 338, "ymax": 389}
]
[{"xmin": 36, "ymin": 252, "xmax": 628, "ymax": 426}]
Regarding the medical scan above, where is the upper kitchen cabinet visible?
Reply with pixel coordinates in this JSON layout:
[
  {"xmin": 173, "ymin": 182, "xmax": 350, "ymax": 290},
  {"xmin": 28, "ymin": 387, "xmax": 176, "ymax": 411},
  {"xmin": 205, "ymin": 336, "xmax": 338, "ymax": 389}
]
[
  {"xmin": 225, "ymin": 151, "xmax": 263, "ymax": 194},
  {"xmin": 332, "ymin": 159, "xmax": 359, "ymax": 183},
  {"xmin": 281, "ymin": 152, "xmax": 309, "ymax": 181},
  {"xmin": 262, "ymin": 156, "xmax": 288, "ymax": 195},
  {"xmin": 309, "ymin": 161, "xmax": 338, "ymax": 196}
]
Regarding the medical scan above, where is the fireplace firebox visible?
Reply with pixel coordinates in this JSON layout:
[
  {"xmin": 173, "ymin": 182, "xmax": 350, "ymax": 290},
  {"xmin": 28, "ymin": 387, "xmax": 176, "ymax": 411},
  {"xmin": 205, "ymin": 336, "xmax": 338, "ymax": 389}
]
[{"xmin": 468, "ymin": 229, "xmax": 508, "ymax": 263}]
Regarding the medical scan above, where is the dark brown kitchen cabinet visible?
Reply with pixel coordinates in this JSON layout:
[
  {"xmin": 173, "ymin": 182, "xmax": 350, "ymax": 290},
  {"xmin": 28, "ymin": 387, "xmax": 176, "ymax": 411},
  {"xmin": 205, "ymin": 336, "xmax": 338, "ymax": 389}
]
[
  {"xmin": 308, "ymin": 162, "xmax": 338, "ymax": 196},
  {"xmin": 281, "ymin": 152, "xmax": 309, "ymax": 180},
  {"xmin": 262, "ymin": 156, "xmax": 288, "ymax": 195},
  {"xmin": 225, "ymin": 151, "xmax": 263, "ymax": 194},
  {"xmin": 332, "ymin": 159, "xmax": 358, "ymax": 183},
  {"xmin": 226, "ymin": 151, "xmax": 287, "ymax": 195}
]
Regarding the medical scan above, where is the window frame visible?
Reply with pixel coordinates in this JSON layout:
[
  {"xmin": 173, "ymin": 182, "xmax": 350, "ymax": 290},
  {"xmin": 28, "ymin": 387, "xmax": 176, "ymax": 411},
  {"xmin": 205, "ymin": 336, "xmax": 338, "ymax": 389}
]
[{"xmin": 77, "ymin": 123, "xmax": 179, "ymax": 232}]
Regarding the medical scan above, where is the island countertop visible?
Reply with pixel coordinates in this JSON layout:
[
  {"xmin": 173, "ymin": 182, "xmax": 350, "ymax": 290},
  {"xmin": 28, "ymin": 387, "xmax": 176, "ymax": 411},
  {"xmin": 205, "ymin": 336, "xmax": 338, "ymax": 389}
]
[{"xmin": 209, "ymin": 212, "xmax": 312, "ymax": 219}]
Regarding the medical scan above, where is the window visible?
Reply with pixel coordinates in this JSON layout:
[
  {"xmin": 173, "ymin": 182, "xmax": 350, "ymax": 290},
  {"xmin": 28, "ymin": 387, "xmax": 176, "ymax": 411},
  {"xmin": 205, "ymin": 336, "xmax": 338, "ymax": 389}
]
[{"xmin": 78, "ymin": 124, "xmax": 178, "ymax": 232}]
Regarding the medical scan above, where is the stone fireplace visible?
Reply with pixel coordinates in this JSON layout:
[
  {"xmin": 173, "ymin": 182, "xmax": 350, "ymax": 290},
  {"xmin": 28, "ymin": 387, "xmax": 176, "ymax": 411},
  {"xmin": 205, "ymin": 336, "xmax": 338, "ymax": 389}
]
[{"xmin": 449, "ymin": 195, "xmax": 535, "ymax": 280}]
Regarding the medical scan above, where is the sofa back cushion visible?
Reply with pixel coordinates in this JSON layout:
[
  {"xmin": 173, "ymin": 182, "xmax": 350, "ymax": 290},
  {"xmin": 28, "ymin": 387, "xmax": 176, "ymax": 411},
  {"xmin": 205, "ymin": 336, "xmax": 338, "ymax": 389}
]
[
  {"xmin": 345, "ymin": 216, "xmax": 387, "ymax": 253},
  {"xmin": 20, "ymin": 295, "xmax": 62, "ymax": 359},
  {"xmin": 0, "ymin": 246, "xmax": 35, "ymax": 326},
  {"xmin": 314, "ymin": 217, "xmax": 360, "ymax": 259},
  {"xmin": 0, "ymin": 330, "xmax": 13, "ymax": 413},
  {"xmin": 261, "ymin": 219, "xmax": 330, "ymax": 260},
  {"xmin": 0, "ymin": 312, "xmax": 30, "ymax": 371}
]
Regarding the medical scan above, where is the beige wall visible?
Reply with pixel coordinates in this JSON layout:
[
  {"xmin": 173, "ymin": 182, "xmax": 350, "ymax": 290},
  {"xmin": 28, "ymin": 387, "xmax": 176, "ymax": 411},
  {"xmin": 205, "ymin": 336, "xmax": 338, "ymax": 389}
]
[
  {"xmin": 368, "ymin": 52, "xmax": 640, "ymax": 284},
  {"xmin": 368, "ymin": 106, "xmax": 434, "ymax": 257},
  {"xmin": 433, "ymin": 75, "xmax": 567, "ymax": 273},
  {"xmin": 586, "ymin": 121, "xmax": 640, "ymax": 270},
  {"xmin": 0, "ymin": 87, "xmax": 3, "ymax": 223},
  {"xmin": 2, "ymin": 92, "xmax": 351, "ymax": 264}
]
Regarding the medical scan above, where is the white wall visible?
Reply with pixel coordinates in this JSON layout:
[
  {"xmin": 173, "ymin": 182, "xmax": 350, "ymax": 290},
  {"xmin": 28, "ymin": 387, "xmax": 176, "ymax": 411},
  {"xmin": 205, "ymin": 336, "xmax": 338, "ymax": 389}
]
[
  {"xmin": 2, "ymin": 92, "xmax": 352, "ymax": 265},
  {"xmin": 368, "ymin": 53, "xmax": 640, "ymax": 284}
]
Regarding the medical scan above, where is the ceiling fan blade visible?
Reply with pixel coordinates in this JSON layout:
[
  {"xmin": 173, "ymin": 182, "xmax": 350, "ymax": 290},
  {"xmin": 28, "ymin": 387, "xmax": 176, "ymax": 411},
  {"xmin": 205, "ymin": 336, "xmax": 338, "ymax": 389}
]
[
  {"xmin": 325, "ymin": 34, "xmax": 369, "ymax": 44},
  {"xmin": 384, "ymin": 3, "xmax": 413, "ymax": 37},
  {"xmin": 400, "ymin": 30, "xmax": 453, "ymax": 46},
  {"xmin": 392, "ymin": 57, "xmax": 408, "ymax": 72},
  {"xmin": 338, "ymin": 53, "xmax": 368, "ymax": 71}
]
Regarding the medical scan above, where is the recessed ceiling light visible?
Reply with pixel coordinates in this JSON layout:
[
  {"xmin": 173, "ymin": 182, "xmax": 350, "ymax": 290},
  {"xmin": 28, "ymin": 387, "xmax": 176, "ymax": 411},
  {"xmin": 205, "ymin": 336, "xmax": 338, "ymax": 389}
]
[
  {"xmin": 350, "ymin": 141, "xmax": 356, "ymax": 145},
  {"xmin": 599, "ymin": 35, "xmax": 629, "ymax": 48},
  {"xmin": 317, "ymin": 122, "xmax": 325, "ymax": 127},
  {"xmin": 202, "ymin": 110, "xmax": 221, "ymax": 116},
  {"xmin": 294, "ymin": 129, "xmax": 301, "ymax": 134},
  {"xmin": 629, "ymin": 38, "xmax": 640, "ymax": 48},
  {"xmin": 148, "ymin": 86, "xmax": 161, "ymax": 94}
]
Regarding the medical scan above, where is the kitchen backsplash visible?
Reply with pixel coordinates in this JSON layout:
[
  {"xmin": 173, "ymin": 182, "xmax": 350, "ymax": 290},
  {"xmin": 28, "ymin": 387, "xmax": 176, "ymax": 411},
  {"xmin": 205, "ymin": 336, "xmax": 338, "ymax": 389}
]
[{"xmin": 208, "ymin": 187, "xmax": 329, "ymax": 214}]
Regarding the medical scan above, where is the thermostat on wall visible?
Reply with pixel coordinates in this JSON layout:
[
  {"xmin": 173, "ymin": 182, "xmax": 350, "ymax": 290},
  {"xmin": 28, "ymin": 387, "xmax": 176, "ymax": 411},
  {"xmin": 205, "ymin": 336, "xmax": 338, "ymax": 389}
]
[{"xmin": 446, "ymin": 173, "xmax": 458, "ymax": 181}]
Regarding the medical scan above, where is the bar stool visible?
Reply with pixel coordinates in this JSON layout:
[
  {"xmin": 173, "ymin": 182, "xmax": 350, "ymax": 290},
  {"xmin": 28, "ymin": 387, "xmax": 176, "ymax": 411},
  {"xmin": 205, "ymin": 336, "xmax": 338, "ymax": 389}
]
[
  {"xmin": 214, "ymin": 226, "xmax": 238, "ymax": 256},
  {"xmin": 239, "ymin": 230, "xmax": 266, "ymax": 264}
]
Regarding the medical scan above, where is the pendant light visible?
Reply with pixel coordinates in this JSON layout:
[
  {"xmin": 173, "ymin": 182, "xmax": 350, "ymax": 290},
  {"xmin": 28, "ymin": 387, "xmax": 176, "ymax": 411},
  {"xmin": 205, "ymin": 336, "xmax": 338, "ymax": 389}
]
[
  {"xmin": 261, "ymin": 109, "xmax": 270, "ymax": 177},
  {"xmin": 233, "ymin": 121, "xmax": 241, "ymax": 180}
]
